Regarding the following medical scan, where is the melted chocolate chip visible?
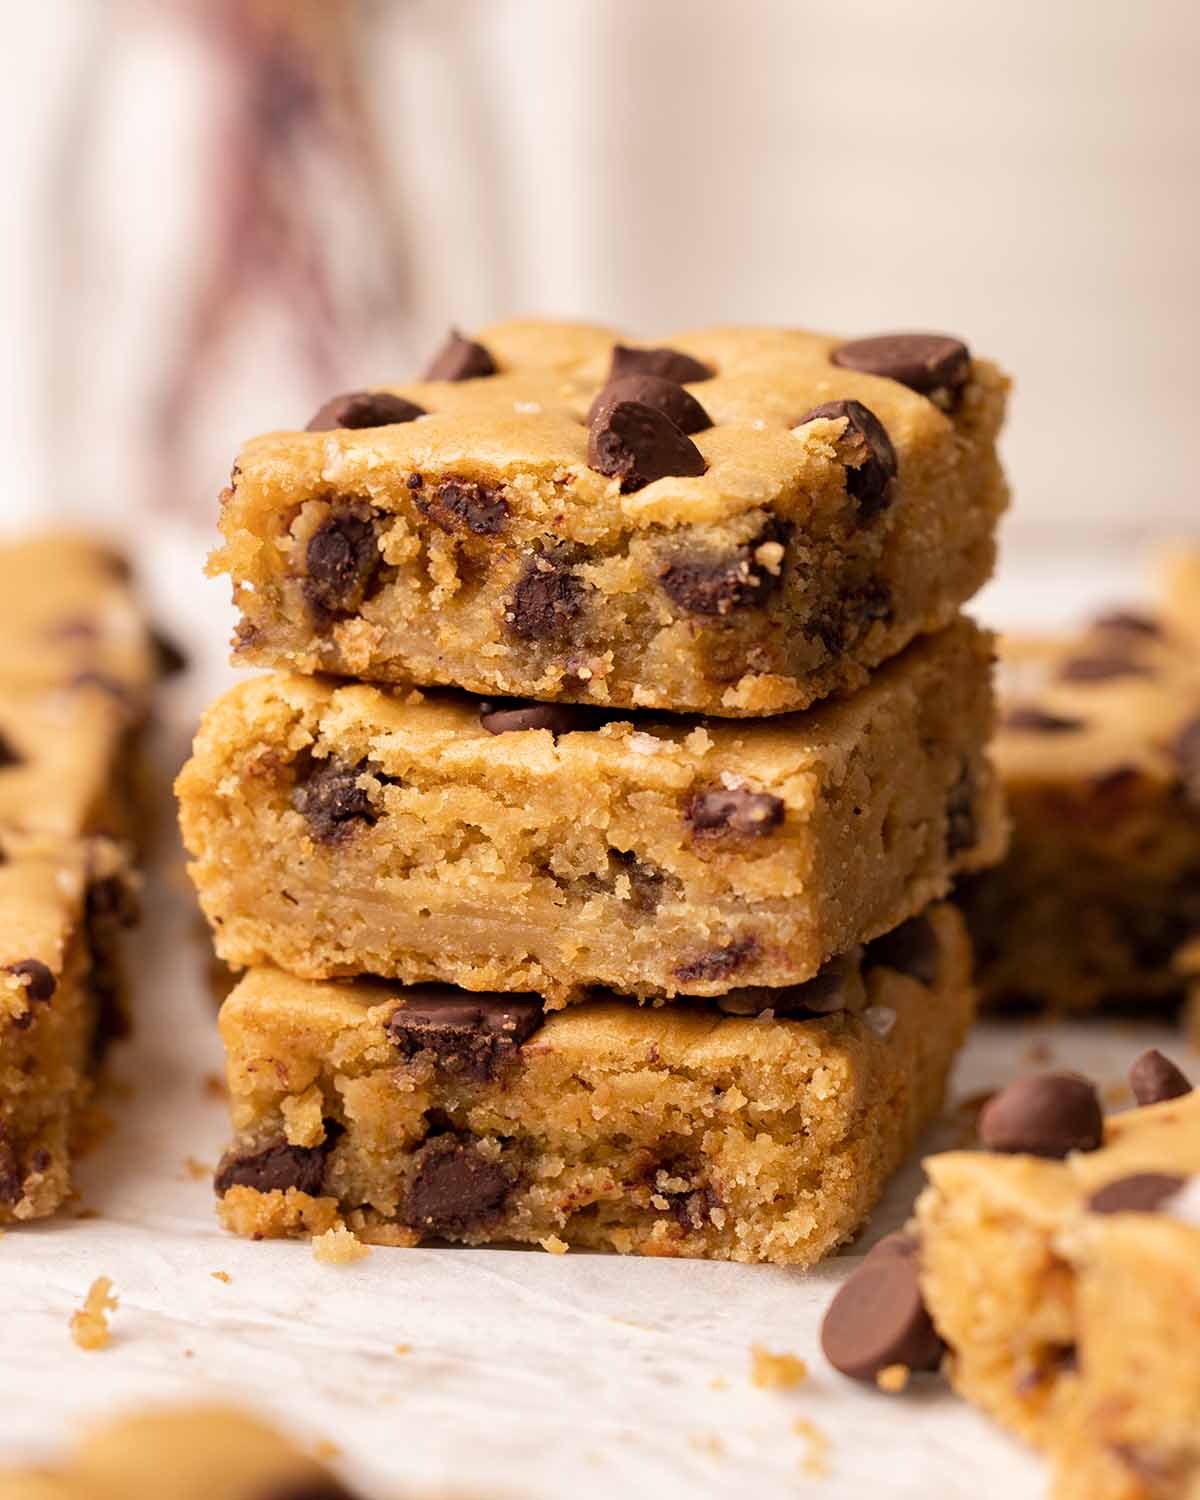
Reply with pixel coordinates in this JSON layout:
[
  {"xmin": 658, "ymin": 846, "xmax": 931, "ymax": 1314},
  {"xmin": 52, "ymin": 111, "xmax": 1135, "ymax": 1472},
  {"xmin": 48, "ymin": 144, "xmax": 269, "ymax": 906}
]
[
  {"xmin": 806, "ymin": 581, "xmax": 893, "ymax": 657},
  {"xmin": 306, "ymin": 390, "xmax": 426, "ymax": 431},
  {"xmin": 821, "ymin": 1254, "xmax": 944, "ymax": 1380},
  {"xmin": 587, "ymin": 374, "xmax": 711, "ymax": 435},
  {"xmin": 302, "ymin": 508, "xmax": 383, "ymax": 625},
  {"xmin": 686, "ymin": 786, "xmax": 785, "ymax": 837},
  {"xmin": 1087, "ymin": 1172, "xmax": 1186, "ymax": 1215},
  {"xmin": 478, "ymin": 701, "xmax": 597, "ymax": 736},
  {"xmin": 587, "ymin": 399, "xmax": 707, "ymax": 493},
  {"xmin": 831, "ymin": 333, "xmax": 971, "ymax": 404},
  {"xmin": 867, "ymin": 915, "xmax": 941, "ymax": 986},
  {"xmin": 291, "ymin": 760, "xmax": 378, "ymax": 842},
  {"xmin": 214, "ymin": 1124, "xmax": 341, "ymax": 1198},
  {"xmin": 1003, "ymin": 706, "xmax": 1086, "ymax": 734},
  {"xmin": 674, "ymin": 937, "xmax": 758, "ymax": 985},
  {"xmin": 505, "ymin": 549, "xmax": 583, "ymax": 641},
  {"xmin": 386, "ymin": 991, "xmax": 544, "ymax": 1082},
  {"xmin": 608, "ymin": 344, "xmax": 713, "ymax": 384},
  {"xmin": 1173, "ymin": 716, "xmax": 1200, "ymax": 802},
  {"xmin": 0, "ymin": 731, "xmax": 22, "ymax": 769},
  {"xmin": 402, "ymin": 1135, "xmax": 512, "ymax": 1235},
  {"xmin": 796, "ymin": 399, "xmax": 897, "ymax": 520},
  {"xmin": 417, "ymin": 478, "xmax": 509, "ymax": 537},
  {"xmin": 5, "ymin": 959, "xmax": 57, "ymax": 1005},
  {"xmin": 978, "ymin": 1073, "xmax": 1104, "ymax": 1158},
  {"xmin": 1057, "ymin": 656, "xmax": 1151, "ymax": 683},
  {"xmin": 423, "ymin": 329, "xmax": 496, "ymax": 382},
  {"xmin": 659, "ymin": 518, "xmax": 791, "ymax": 618},
  {"xmin": 1128, "ymin": 1048, "xmax": 1193, "ymax": 1107}
]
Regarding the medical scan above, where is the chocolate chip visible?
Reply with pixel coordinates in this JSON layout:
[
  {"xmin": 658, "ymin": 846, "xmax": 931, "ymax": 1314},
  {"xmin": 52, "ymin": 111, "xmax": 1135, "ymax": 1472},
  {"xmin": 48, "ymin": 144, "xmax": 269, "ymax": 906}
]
[
  {"xmin": 0, "ymin": 731, "xmax": 22, "ymax": 769},
  {"xmin": 944, "ymin": 764, "xmax": 977, "ymax": 857},
  {"xmin": 291, "ymin": 759, "xmax": 377, "ymax": 842},
  {"xmin": 214, "ymin": 1125, "xmax": 341, "ymax": 1198},
  {"xmin": 0, "ymin": 1135, "xmax": 20, "ymax": 1203},
  {"xmin": 820, "ymin": 1255, "xmax": 943, "ymax": 1381},
  {"xmin": 796, "ymin": 399, "xmax": 897, "ymax": 520},
  {"xmin": 416, "ymin": 478, "xmax": 509, "ymax": 537},
  {"xmin": 423, "ymin": 329, "xmax": 496, "ymax": 382},
  {"xmin": 831, "ymin": 333, "xmax": 971, "ymax": 403},
  {"xmin": 506, "ymin": 548, "xmax": 582, "ymax": 641},
  {"xmin": 716, "ymin": 964, "xmax": 852, "ymax": 1019},
  {"xmin": 659, "ymin": 518, "xmax": 791, "ymax": 617},
  {"xmin": 1087, "ymin": 1172, "xmax": 1186, "ymax": 1216},
  {"xmin": 977, "ymin": 1073, "xmax": 1104, "ymax": 1158},
  {"xmin": 806, "ymin": 580, "xmax": 893, "ymax": 657},
  {"xmin": 149, "ymin": 624, "xmax": 188, "ymax": 677},
  {"xmin": 1128, "ymin": 1048, "xmax": 1193, "ymax": 1107},
  {"xmin": 1057, "ymin": 656, "xmax": 1151, "ymax": 683},
  {"xmin": 587, "ymin": 399, "xmax": 706, "ymax": 493},
  {"xmin": 5, "ymin": 959, "xmax": 57, "ymax": 1005},
  {"xmin": 1091, "ymin": 610, "xmax": 1161, "ymax": 637},
  {"xmin": 478, "ymin": 701, "xmax": 596, "ymax": 736},
  {"xmin": 261, "ymin": 1479, "xmax": 363, "ymax": 1500},
  {"xmin": 386, "ymin": 991, "xmax": 544, "ymax": 1082},
  {"xmin": 674, "ymin": 937, "xmax": 758, "ymax": 985},
  {"xmin": 1173, "ymin": 716, "xmax": 1200, "ymax": 803},
  {"xmin": 867, "ymin": 915, "xmax": 941, "ymax": 986},
  {"xmin": 608, "ymin": 344, "xmax": 713, "ymax": 384},
  {"xmin": 862, "ymin": 1231, "xmax": 921, "ymax": 1267},
  {"xmin": 686, "ymin": 786, "xmax": 785, "ymax": 837},
  {"xmin": 402, "ymin": 1135, "xmax": 511, "ymax": 1235},
  {"xmin": 306, "ymin": 390, "xmax": 426, "ymax": 431},
  {"xmin": 587, "ymin": 375, "xmax": 711, "ymax": 435},
  {"xmin": 302, "ymin": 508, "xmax": 382, "ymax": 624},
  {"xmin": 1003, "ymin": 706, "xmax": 1086, "ymax": 734}
]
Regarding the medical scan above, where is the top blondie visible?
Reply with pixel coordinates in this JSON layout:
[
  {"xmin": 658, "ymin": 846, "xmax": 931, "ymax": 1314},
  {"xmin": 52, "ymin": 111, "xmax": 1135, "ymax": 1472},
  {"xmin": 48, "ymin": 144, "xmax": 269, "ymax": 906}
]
[{"xmin": 215, "ymin": 320, "xmax": 1009, "ymax": 716}]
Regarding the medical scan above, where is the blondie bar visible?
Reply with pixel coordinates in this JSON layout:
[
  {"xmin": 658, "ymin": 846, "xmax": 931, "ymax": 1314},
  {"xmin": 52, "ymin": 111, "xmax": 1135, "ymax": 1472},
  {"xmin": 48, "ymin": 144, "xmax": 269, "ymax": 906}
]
[
  {"xmin": 960, "ymin": 608, "xmax": 1200, "ymax": 1014},
  {"xmin": 178, "ymin": 619, "xmax": 1004, "ymax": 1002},
  {"xmin": 213, "ymin": 320, "xmax": 1008, "ymax": 716},
  {"xmin": 214, "ymin": 904, "xmax": 973, "ymax": 1265}
]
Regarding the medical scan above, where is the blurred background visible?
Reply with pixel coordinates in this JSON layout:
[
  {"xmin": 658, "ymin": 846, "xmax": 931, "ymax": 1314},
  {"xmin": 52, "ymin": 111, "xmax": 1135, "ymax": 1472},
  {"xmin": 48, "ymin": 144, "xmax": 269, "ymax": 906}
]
[{"xmin": 2, "ymin": 0, "xmax": 1197, "ymax": 566}]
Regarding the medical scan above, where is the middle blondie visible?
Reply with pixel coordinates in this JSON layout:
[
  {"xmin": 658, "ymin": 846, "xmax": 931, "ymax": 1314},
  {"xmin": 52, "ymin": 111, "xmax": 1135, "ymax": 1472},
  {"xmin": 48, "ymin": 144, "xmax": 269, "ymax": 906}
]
[{"xmin": 178, "ymin": 617, "xmax": 1002, "ymax": 1002}]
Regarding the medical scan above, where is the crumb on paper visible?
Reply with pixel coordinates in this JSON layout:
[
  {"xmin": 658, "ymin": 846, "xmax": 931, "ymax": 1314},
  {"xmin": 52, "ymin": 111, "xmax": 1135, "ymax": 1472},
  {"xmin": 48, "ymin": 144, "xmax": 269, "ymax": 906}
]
[
  {"xmin": 394, "ymin": 1343, "xmax": 411, "ymax": 1356},
  {"xmin": 184, "ymin": 1157, "xmax": 212, "ymax": 1181},
  {"xmin": 70, "ymin": 1276, "xmax": 117, "ymax": 1351},
  {"xmin": 313, "ymin": 1224, "xmax": 370, "ymax": 1265},
  {"xmin": 313, "ymin": 1440, "xmax": 342, "ymax": 1461},
  {"xmin": 750, "ymin": 1345, "xmax": 808, "ymax": 1390},
  {"xmin": 211, "ymin": 1270, "xmax": 231, "ymax": 1284},
  {"xmin": 688, "ymin": 1434, "xmax": 724, "ymax": 1459},
  {"xmin": 183, "ymin": 1348, "xmax": 195, "ymax": 1359},
  {"xmin": 793, "ymin": 1417, "xmax": 830, "ymax": 1477},
  {"xmin": 539, "ymin": 1234, "xmax": 568, "ymax": 1255},
  {"xmin": 709, "ymin": 1376, "xmax": 727, "ymax": 1392},
  {"xmin": 876, "ymin": 1363, "xmax": 910, "ymax": 1393},
  {"xmin": 203, "ymin": 1073, "xmax": 226, "ymax": 1100}
]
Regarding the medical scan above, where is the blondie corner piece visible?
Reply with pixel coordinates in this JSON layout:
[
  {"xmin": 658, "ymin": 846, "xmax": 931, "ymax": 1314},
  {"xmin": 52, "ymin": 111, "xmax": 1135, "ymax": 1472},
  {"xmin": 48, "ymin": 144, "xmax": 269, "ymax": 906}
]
[
  {"xmin": 917, "ymin": 1086, "xmax": 1200, "ymax": 1500},
  {"xmin": 0, "ymin": 1406, "xmax": 364, "ymax": 1500},
  {"xmin": 0, "ymin": 832, "xmax": 137, "ymax": 1222},
  {"xmin": 178, "ymin": 618, "xmax": 1005, "ymax": 1002},
  {"xmin": 959, "ymin": 604, "xmax": 1200, "ymax": 1015},
  {"xmin": 214, "ymin": 904, "xmax": 974, "ymax": 1266},
  {"xmin": 213, "ymin": 319, "xmax": 1008, "ymax": 717}
]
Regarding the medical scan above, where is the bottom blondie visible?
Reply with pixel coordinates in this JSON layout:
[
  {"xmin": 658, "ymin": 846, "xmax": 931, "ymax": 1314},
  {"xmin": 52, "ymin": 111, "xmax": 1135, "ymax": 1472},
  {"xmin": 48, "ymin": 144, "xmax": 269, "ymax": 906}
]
[
  {"xmin": 216, "ymin": 904, "xmax": 973, "ymax": 1265},
  {"xmin": 0, "ymin": 832, "xmax": 136, "ymax": 1222}
]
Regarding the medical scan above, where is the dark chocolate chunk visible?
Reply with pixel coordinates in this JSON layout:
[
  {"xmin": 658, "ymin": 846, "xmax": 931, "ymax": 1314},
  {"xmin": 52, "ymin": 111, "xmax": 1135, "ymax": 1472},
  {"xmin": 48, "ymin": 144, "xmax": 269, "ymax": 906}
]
[
  {"xmin": 587, "ymin": 374, "xmax": 711, "ymax": 435},
  {"xmin": 977, "ymin": 1073, "xmax": 1104, "ymax": 1158},
  {"xmin": 386, "ymin": 990, "xmax": 544, "ymax": 1083},
  {"xmin": 402, "ymin": 1135, "xmax": 511, "ymax": 1235},
  {"xmin": 1003, "ymin": 705, "xmax": 1086, "ymax": 734},
  {"xmin": 674, "ymin": 937, "xmax": 758, "ymax": 985},
  {"xmin": 0, "ymin": 731, "xmax": 22, "ymax": 769},
  {"xmin": 944, "ymin": 764, "xmax": 977, "ymax": 857},
  {"xmin": 0, "ymin": 1135, "xmax": 20, "ymax": 1204},
  {"xmin": 306, "ymin": 390, "xmax": 426, "ymax": 431},
  {"xmin": 5, "ymin": 959, "xmax": 57, "ymax": 1005},
  {"xmin": 587, "ymin": 399, "xmax": 707, "ymax": 493},
  {"xmin": 149, "ymin": 624, "xmax": 188, "ymax": 677},
  {"xmin": 478, "ymin": 701, "xmax": 596, "ymax": 736},
  {"xmin": 1091, "ymin": 610, "xmax": 1162, "ymax": 637},
  {"xmin": 1173, "ymin": 716, "xmax": 1200, "ymax": 803},
  {"xmin": 715, "ymin": 961, "xmax": 853, "ymax": 1019},
  {"xmin": 796, "ymin": 399, "xmax": 897, "ymax": 520},
  {"xmin": 1087, "ymin": 1172, "xmax": 1186, "ymax": 1216},
  {"xmin": 291, "ymin": 760, "xmax": 377, "ymax": 842},
  {"xmin": 302, "ymin": 508, "xmax": 382, "ymax": 624},
  {"xmin": 417, "ymin": 478, "xmax": 509, "ymax": 537},
  {"xmin": 659, "ymin": 518, "xmax": 790, "ymax": 618},
  {"xmin": 214, "ymin": 1124, "xmax": 341, "ymax": 1198},
  {"xmin": 608, "ymin": 343, "xmax": 713, "ymax": 385},
  {"xmin": 831, "ymin": 333, "xmax": 971, "ymax": 403},
  {"xmin": 820, "ymin": 1255, "xmax": 944, "ymax": 1381},
  {"xmin": 805, "ymin": 580, "xmax": 893, "ymax": 657},
  {"xmin": 867, "ymin": 915, "xmax": 941, "ymax": 986},
  {"xmin": 1057, "ymin": 655, "xmax": 1151, "ymax": 683},
  {"xmin": 423, "ymin": 329, "xmax": 496, "ymax": 382},
  {"xmin": 1128, "ymin": 1048, "xmax": 1193, "ymax": 1107},
  {"xmin": 686, "ymin": 786, "xmax": 785, "ymax": 837},
  {"xmin": 506, "ymin": 549, "xmax": 583, "ymax": 641}
]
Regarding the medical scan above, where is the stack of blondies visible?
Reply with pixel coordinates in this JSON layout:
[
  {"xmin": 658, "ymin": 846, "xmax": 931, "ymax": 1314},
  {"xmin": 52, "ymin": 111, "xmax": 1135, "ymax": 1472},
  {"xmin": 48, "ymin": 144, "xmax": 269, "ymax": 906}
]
[{"xmin": 178, "ymin": 320, "xmax": 1010, "ymax": 1264}]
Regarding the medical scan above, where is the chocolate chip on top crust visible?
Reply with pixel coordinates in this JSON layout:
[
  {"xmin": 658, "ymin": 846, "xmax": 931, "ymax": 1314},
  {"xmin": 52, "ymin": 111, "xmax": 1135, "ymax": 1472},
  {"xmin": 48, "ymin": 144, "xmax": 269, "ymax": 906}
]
[
  {"xmin": 821, "ymin": 1250, "xmax": 944, "ymax": 1381},
  {"xmin": 0, "ymin": 731, "xmax": 23, "ymax": 769},
  {"xmin": 795, "ymin": 399, "xmax": 897, "ymax": 521},
  {"xmin": 402, "ymin": 1135, "xmax": 512, "ymax": 1235},
  {"xmin": 866, "ymin": 914, "xmax": 941, "ymax": 985},
  {"xmin": 302, "ymin": 506, "xmax": 383, "ymax": 624},
  {"xmin": 478, "ymin": 700, "xmax": 598, "ymax": 736},
  {"xmin": 4, "ymin": 959, "xmax": 57, "ymax": 1005},
  {"xmin": 831, "ymin": 333, "xmax": 971, "ymax": 405},
  {"xmin": 422, "ymin": 328, "xmax": 497, "ymax": 382},
  {"xmin": 658, "ymin": 517, "xmax": 791, "ymax": 618},
  {"xmin": 416, "ymin": 477, "xmax": 509, "ymax": 537},
  {"xmin": 587, "ymin": 374, "xmax": 712, "ymax": 435},
  {"xmin": 1173, "ymin": 716, "xmax": 1200, "ymax": 803},
  {"xmin": 505, "ymin": 547, "xmax": 583, "ymax": 641},
  {"xmin": 608, "ymin": 343, "xmax": 714, "ymax": 385},
  {"xmin": 291, "ymin": 759, "xmax": 378, "ymax": 842},
  {"xmin": 1003, "ymin": 705, "xmax": 1087, "ymax": 734},
  {"xmin": 386, "ymin": 990, "xmax": 544, "ymax": 1082},
  {"xmin": 214, "ymin": 1123, "xmax": 342, "ymax": 1198},
  {"xmin": 1087, "ymin": 1172, "xmax": 1187, "ymax": 1216},
  {"xmin": 1129, "ymin": 1048, "xmax": 1193, "ymax": 1107},
  {"xmin": 686, "ymin": 785, "xmax": 785, "ymax": 837},
  {"xmin": 306, "ymin": 390, "xmax": 426, "ymax": 432},
  {"xmin": 977, "ymin": 1073, "xmax": 1104, "ymax": 1159},
  {"xmin": 587, "ymin": 398, "xmax": 707, "ymax": 493}
]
